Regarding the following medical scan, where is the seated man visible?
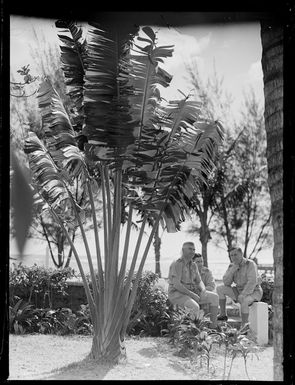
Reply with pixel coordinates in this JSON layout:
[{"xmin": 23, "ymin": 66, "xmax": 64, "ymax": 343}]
[
  {"xmin": 216, "ymin": 246, "xmax": 263, "ymax": 327},
  {"xmin": 168, "ymin": 241, "xmax": 219, "ymax": 328},
  {"xmin": 192, "ymin": 253, "xmax": 216, "ymax": 314},
  {"xmin": 192, "ymin": 253, "xmax": 216, "ymax": 292}
]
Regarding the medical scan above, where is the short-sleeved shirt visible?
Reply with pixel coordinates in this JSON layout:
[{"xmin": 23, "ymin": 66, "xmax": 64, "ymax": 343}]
[
  {"xmin": 223, "ymin": 258, "xmax": 261, "ymax": 296},
  {"xmin": 168, "ymin": 257, "xmax": 201, "ymax": 301},
  {"xmin": 200, "ymin": 267, "xmax": 216, "ymax": 292}
]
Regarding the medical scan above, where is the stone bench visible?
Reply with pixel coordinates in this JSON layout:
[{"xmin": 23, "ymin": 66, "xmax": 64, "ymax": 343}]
[
  {"xmin": 249, "ymin": 301, "xmax": 269, "ymax": 345},
  {"xmin": 227, "ymin": 300, "xmax": 269, "ymax": 344}
]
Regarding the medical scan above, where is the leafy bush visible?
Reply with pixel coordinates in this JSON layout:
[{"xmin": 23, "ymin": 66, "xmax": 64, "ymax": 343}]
[
  {"xmin": 260, "ymin": 275, "xmax": 274, "ymax": 341},
  {"xmin": 162, "ymin": 307, "xmax": 211, "ymax": 357},
  {"xmin": 127, "ymin": 271, "xmax": 174, "ymax": 337},
  {"xmin": 34, "ymin": 307, "xmax": 75, "ymax": 335},
  {"xmin": 9, "ymin": 303, "xmax": 93, "ymax": 336},
  {"xmin": 261, "ymin": 276, "xmax": 274, "ymax": 305},
  {"xmin": 73, "ymin": 304, "xmax": 93, "ymax": 335},
  {"xmin": 9, "ymin": 263, "xmax": 76, "ymax": 308},
  {"xmin": 212, "ymin": 323, "xmax": 259, "ymax": 380},
  {"xmin": 9, "ymin": 297, "xmax": 37, "ymax": 334}
]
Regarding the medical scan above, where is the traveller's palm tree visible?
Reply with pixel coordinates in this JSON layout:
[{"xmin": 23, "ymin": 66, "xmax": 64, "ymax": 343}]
[{"xmin": 24, "ymin": 20, "xmax": 223, "ymax": 362}]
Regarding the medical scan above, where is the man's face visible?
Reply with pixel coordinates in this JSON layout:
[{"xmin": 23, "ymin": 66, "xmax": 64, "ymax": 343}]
[
  {"xmin": 230, "ymin": 249, "xmax": 243, "ymax": 265},
  {"xmin": 182, "ymin": 244, "xmax": 195, "ymax": 260},
  {"xmin": 195, "ymin": 257, "xmax": 204, "ymax": 270}
]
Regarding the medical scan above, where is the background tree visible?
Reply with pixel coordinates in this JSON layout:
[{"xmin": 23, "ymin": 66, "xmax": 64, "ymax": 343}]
[
  {"xmin": 184, "ymin": 62, "xmax": 233, "ymax": 266},
  {"xmin": 10, "ymin": 31, "xmax": 101, "ymax": 268},
  {"xmin": 210, "ymin": 91, "xmax": 272, "ymax": 261},
  {"xmin": 24, "ymin": 21, "xmax": 224, "ymax": 363},
  {"xmin": 232, "ymin": 90, "xmax": 272, "ymax": 259},
  {"xmin": 153, "ymin": 224, "xmax": 162, "ymax": 277},
  {"xmin": 185, "ymin": 61, "xmax": 272, "ymax": 263}
]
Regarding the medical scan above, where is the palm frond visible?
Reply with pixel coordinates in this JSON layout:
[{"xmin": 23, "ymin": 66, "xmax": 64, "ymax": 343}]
[
  {"xmin": 37, "ymin": 79, "xmax": 87, "ymax": 182},
  {"xmin": 122, "ymin": 95, "xmax": 224, "ymax": 232},
  {"xmin": 55, "ymin": 19, "xmax": 87, "ymax": 121},
  {"xmin": 83, "ymin": 23, "xmax": 138, "ymax": 163},
  {"xmin": 24, "ymin": 132, "xmax": 70, "ymax": 215}
]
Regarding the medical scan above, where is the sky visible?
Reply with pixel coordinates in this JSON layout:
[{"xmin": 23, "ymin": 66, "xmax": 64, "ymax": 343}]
[
  {"xmin": 9, "ymin": 15, "xmax": 271, "ymax": 278},
  {"xmin": 10, "ymin": 15, "xmax": 264, "ymax": 121}
]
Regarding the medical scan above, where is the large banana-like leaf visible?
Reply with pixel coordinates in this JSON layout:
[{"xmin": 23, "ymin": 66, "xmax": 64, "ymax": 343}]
[
  {"xmin": 127, "ymin": 27, "xmax": 174, "ymax": 143},
  {"xmin": 122, "ymin": 93, "xmax": 224, "ymax": 232},
  {"xmin": 55, "ymin": 19, "xmax": 87, "ymax": 120},
  {"xmin": 82, "ymin": 23, "xmax": 138, "ymax": 161},
  {"xmin": 37, "ymin": 79, "xmax": 87, "ymax": 182},
  {"xmin": 24, "ymin": 132, "xmax": 71, "ymax": 217},
  {"xmin": 82, "ymin": 25, "xmax": 174, "ymax": 165}
]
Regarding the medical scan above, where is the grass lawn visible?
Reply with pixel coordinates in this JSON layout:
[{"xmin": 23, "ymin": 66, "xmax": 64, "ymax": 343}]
[{"xmin": 8, "ymin": 334, "xmax": 274, "ymax": 381}]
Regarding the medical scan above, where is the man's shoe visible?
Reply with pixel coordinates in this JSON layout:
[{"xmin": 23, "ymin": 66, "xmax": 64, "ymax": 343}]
[{"xmin": 217, "ymin": 314, "xmax": 228, "ymax": 321}]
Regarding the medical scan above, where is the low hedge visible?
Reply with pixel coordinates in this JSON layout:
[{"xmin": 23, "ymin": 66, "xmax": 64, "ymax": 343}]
[{"xmin": 9, "ymin": 264, "xmax": 175, "ymax": 337}]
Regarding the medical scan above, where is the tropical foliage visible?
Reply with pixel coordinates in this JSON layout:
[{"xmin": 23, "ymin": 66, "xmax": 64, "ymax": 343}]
[
  {"xmin": 9, "ymin": 263, "xmax": 76, "ymax": 308},
  {"xmin": 23, "ymin": 20, "xmax": 223, "ymax": 362},
  {"xmin": 185, "ymin": 61, "xmax": 272, "ymax": 262}
]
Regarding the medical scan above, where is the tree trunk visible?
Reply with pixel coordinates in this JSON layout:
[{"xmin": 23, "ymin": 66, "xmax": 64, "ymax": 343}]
[
  {"xmin": 90, "ymin": 332, "xmax": 126, "ymax": 363},
  {"xmin": 64, "ymin": 230, "xmax": 76, "ymax": 268},
  {"xmin": 199, "ymin": 214, "xmax": 210, "ymax": 267},
  {"xmin": 154, "ymin": 225, "xmax": 162, "ymax": 277},
  {"xmin": 56, "ymin": 232, "xmax": 65, "ymax": 268},
  {"xmin": 260, "ymin": 21, "xmax": 283, "ymax": 381},
  {"xmin": 220, "ymin": 192, "xmax": 233, "ymax": 261}
]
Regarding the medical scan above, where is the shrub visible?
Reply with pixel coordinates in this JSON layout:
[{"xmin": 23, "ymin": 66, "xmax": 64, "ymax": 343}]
[
  {"xmin": 261, "ymin": 276, "xmax": 274, "ymax": 305},
  {"xmin": 9, "ymin": 298, "xmax": 37, "ymax": 334},
  {"xmin": 9, "ymin": 303, "xmax": 93, "ymax": 336},
  {"xmin": 260, "ymin": 275, "xmax": 274, "ymax": 341},
  {"xmin": 9, "ymin": 263, "xmax": 76, "ymax": 308},
  {"xmin": 127, "ymin": 271, "xmax": 174, "ymax": 337},
  {"xmin": 73, "ymin": 304, "xmax": 93, "ymax": 335},
  {"xmin": 161, "ymin": 307, "xmax": 211, "ymax": 357}
]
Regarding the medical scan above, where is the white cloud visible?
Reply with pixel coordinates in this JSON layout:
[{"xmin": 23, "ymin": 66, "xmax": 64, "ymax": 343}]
[
  {"xmin": 145, "ymin": 28, "xmax": 211, "ymax": 101},
  {"xmin": 155, "ymin": 28, "xmax": 211, "ymax": 72},
  {"xmin": 248, "ymin": 60, "xmax": 263, "ymax": 83}
]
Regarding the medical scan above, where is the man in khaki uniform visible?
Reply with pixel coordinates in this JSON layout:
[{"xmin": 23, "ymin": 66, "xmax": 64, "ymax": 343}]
[
  {"xmin": 193, "ymin": 253, "xmax": 216, "ymax": 292},
  {"xmin": 216, "ymin": 247, "xmax": 263, "ymax": 327},
  {"xmin": 168, "ymin": 242, "xmax": 219, "ymax": 328}
]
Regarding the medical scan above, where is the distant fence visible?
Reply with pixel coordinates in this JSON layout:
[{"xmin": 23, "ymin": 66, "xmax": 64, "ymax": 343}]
[{"xmin": 257, "ymin": 264, "xmax": 274, "ymax": 275}]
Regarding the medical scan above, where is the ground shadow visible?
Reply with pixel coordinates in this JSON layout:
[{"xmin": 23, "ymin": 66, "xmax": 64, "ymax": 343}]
[
  {"xmin": 138, "ymin": 338, "xmax": 194, "ymax": 376},
  {"xmin": 137, "ymin": 346, "xmax": 160, "ymax": 358},
  {"xmin": 41, "ymin": 355, "xmax": 115, "ymax": 380}
]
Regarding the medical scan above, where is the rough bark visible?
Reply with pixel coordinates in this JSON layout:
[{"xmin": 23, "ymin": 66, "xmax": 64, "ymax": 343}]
[
  {"xmin": 261, "ymin": 21, "xmax": 283, "ymax": 381},
  {"xmin": 199, "ymin": 214, "xmax": 210, "ymax": 267},
  {"xmin": 90, "ymin": 332, "xmax": 126, "ymax": 363},
  {"xmin": 154, "ymin": 225, "xmax": 162, "ymax": 277}
]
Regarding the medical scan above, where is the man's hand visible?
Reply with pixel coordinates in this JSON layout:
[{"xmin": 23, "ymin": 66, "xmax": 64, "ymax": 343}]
[{"xmin": 231, "ymin": 264, "xmax": 240, "ymax": 273}]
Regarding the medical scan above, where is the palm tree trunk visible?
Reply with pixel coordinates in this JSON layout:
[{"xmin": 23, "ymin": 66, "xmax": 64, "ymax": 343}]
[
  {"xmin": 154, "ymin": 224, "xmax": 162, "ymax": 277},
  {"xmin": 199, "ymin": 214, "xmax": 210, "ymax": 267},
  {"xmin": 90, "ymin": 330, "xmax": 126, "ymax": 363},
  {"xmin": 220, "ymin": 191, "xmax": 233, "ymax": 261},
  {"xmin": 260, "ymin": 21, "xmax": 283, "ymax": 381}
]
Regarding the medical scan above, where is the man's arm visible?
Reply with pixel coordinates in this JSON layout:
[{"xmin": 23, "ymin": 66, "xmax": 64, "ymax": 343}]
[
  {"xmin": 170, "ymin": 263, "xmax": 200, "ymax": 302},
  {"xmin": 240, "ymin": 261, "xmax": 258, "ymax": 296},
  {"xmin": 223, "ymin": 263, "xmax": 239, "ymax": 286},
  {"xmin": 205, "ymin": 270, "xmax": 216, "ymax": 291},
  {"xmin": 198, "ymin": 279, "xmax": 206, "ymax": 293}
]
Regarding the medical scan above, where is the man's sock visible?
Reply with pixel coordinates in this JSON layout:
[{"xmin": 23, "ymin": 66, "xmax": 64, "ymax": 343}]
[
  {"xmin": 209, "ymin": 305, "xmax": 219, "ymax": 328},
  {"xmin": 241, "ymin": 312, "xmax": 249, "ymax": 326},
  {"xmin": 218, "ymin": 299, "xmax": 227, "ymax": 316}
]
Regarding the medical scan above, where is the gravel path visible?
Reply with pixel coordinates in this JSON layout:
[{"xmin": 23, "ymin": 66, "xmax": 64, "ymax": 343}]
[{"xmin": 8, "ymin": 334, "xmax": 274, "ymax": 381}]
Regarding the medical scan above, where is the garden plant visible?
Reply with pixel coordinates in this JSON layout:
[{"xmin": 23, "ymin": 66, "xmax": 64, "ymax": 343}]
[{"xmin": 22, "ymin": 20, "xmax": 223, "ymax": 363}]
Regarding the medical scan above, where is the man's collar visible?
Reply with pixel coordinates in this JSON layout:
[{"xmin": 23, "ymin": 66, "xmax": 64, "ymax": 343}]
[
  {"xmin": 181, "ymin": 256, "xmax": 192, "ymax": 265},
  {"xmin": 240, "ymin": 258, "xmax": 247, "ymax": 266}
]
